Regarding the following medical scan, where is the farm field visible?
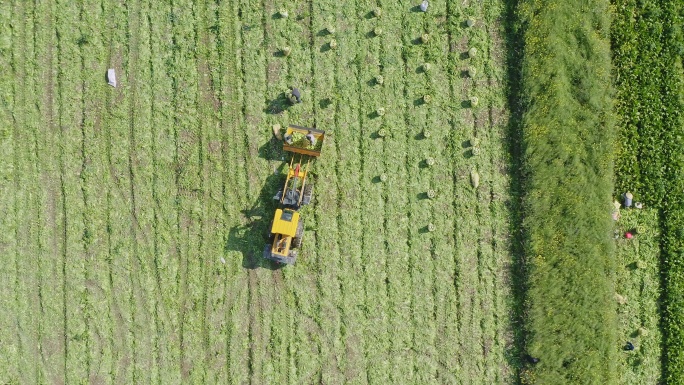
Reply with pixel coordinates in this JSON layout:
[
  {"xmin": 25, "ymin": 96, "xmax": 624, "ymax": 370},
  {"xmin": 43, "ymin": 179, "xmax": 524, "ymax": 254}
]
[{"xmin": 0, "ymin": 0, "xmax": 519, "ymax": 384}]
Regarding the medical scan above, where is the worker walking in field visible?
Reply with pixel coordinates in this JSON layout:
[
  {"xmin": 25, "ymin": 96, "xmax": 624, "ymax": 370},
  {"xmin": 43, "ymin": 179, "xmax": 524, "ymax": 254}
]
[
  {"xmin": 291, "ymin": 87, "xmax": 302, "ymax": 103},
  {"xmin": 283, "ymin": 132, "xmax": 293, "ymax": 145}
]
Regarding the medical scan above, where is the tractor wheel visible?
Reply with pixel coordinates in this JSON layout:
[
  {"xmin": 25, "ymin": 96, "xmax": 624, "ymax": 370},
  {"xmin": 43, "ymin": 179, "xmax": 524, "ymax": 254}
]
[
  {"xmin": 265, "ymin": 220, "xmax": 274, "ymax": 241},
  {"xmin": 303, "ymin": 184, "xmax": 314, "ymax": 205},
  {"xmin": 292, "ymin": 219, "xmax": 304, "ymax": 248},
  {"xmin": 296, "ymin": 219, "xmax": 304, "ymax": 239}
]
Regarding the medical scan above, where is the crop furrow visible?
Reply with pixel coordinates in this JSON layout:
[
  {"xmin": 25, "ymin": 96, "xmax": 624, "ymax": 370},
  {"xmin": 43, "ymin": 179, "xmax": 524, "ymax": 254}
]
[{"xmin": 10, "ymin": 1, "xmax": 38, "ymax": 383}]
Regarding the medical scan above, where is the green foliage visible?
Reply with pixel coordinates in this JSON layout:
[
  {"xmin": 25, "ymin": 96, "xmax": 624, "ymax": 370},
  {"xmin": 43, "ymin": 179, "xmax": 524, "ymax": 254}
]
[
  {"xmin": 611, "ymin": 0, "xmax": 684, "ymax": 381},
  {"xmin": 517, "ymin": 0, "xmax": 617, "ymax": 383}
]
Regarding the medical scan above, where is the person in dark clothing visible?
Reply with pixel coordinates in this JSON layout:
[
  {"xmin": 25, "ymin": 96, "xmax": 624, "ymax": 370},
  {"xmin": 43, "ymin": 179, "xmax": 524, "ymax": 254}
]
[
  {"xmin": 291, "ymin": 88, "xmax": 302, "ymax": 103},
  {"xmin": 524, "ymin": 354, "xmax": 540, "ymax": 364},
  {"xmin": 624, "ymin": 341, "xmax": 635, "ymax": 351}
]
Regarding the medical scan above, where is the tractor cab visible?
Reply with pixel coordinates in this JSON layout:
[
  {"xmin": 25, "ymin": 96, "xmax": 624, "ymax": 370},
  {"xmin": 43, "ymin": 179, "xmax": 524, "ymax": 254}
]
[{"xmin": 263, "ymin": 209, "xmax": 303, "ymax": 265}]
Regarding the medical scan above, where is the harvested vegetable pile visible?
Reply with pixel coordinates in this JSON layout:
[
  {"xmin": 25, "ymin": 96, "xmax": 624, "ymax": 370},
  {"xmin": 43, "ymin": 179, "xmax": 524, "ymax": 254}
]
[{"xmin": 289, "ymin": 131, "xmax": 323, "ymax": 151}]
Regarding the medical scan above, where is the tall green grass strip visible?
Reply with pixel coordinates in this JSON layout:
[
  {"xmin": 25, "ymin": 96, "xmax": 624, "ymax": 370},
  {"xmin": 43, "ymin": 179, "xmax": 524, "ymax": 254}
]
[{"xmin": 517, "ymin": 0, "xmax": 617, "ymax": 383}]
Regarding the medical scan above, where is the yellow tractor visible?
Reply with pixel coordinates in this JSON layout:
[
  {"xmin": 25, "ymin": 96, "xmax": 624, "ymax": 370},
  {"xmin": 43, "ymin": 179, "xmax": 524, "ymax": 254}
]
[{"xmin": 263, "ymin": 125, "xmax": 325, "ymax": 265}]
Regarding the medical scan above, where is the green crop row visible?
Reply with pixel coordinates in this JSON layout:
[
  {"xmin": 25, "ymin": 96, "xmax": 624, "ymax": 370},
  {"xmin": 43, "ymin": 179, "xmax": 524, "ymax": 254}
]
[
  {"xmin": 611, "ymin": 0, "xmax": 684, "ymax": 382},
  {"xmin": 516, "ymin": 0, "xmax": 618, "ymax": 383}
]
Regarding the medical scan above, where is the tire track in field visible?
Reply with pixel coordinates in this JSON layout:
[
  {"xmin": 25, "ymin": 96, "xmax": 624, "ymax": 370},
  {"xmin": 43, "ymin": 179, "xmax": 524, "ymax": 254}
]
[
  {"xmin": 26, "ymin": 3, "xmax": 51, "ymax": 379},
  {"xmin": 451, "ymin": 4, "xmax": 486, "ymax": 382},
  {"xmin": 354, "ymin": 1, "xmax": 389, "ymax": 381},
  {"xmin": 120, "ymin": 0, "xmax": 153, "ymax": 380},
  {"xmin": 308, "ymin": 2, "xmax": 344, "ymax": 383},
  {"xmin": 334, "ymin": 2, "xmax": 367, "ymax": 382},
  {"xmin": 53, "ymin": 2, "xmax": 72, "ymax": 380},
  {"xmin": 259, "ymin": 0, "xmax": 288, "ymax": 380},
  {"xmin": 224, "ymin": 0, "xmax": 252, "ymax": 380},
  {"xmin": 213, "ymin": 0, "xmax": 247, "ymax": 381},
  {"xmin": 167, "ymin": 0, "xmax": 197, "ymax": 380},
  {"xmin": 9, "ymin": 1, "xmax": 38, "ymax": 382},
  {"xmin": 101, "ymin": 0, "xmax": 131, "ymax": 381},
  {"xmin": 481, "ymin": 5, "xmax": 514, "ymax": 380},
  {"xmin": 34, "ymin": 0, "xmax": 67, "ymax": 382},
  {"xmin": 237, "ymin": 0, "xmax": 267, "ymax": 382},
  {"xmin": 469, "ymin": 2, "xmax": 506, "ymax": 381},
  {"xmin": 144, "ymin": 0, "xmax": 168, "ymax": 382},
  {"xmin": 76, "ymin": 1, "xmax": 94, "ymax": 379},
  {"xmin": 194, "ymin": 0, "xmax": 214, "ymax": 379},
  {"xmin": 319, "ymin": 2, "xmax": 349, "ymax": 381}
]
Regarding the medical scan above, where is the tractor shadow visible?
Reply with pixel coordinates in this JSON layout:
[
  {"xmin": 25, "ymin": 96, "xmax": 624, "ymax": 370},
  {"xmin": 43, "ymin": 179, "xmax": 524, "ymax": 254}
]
[{"xmin": 226, "ymin": 141, "xmax": 289, "ymax": 270}]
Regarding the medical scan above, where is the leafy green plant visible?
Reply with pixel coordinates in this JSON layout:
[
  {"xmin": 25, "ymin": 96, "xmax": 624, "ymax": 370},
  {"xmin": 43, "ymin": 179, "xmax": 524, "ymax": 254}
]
[{"xmin": 611, "ymin": 1, "xmax": 684, "ymax": 380}]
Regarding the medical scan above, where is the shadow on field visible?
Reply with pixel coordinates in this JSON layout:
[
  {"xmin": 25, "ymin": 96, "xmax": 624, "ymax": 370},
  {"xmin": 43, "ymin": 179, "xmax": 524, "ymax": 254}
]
[
  {"xmin": 502, "ymin": 0, "xmax": 529, "ymax": 381},
  {"xmin": 226, "ymin": 139, "xmax": 288, "ymax": 270},
  {"xmin": 265, "ymin": 92, "xmax": 294, "ymax": 115}
]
